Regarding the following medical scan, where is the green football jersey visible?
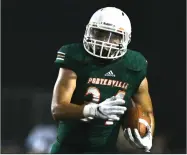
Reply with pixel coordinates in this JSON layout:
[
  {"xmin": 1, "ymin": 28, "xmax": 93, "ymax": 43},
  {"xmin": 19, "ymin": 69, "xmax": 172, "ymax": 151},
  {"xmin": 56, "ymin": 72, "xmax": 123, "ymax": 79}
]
[{"xmin": 51, "ymin": 43, "xmax": 147, "ymax": 153}]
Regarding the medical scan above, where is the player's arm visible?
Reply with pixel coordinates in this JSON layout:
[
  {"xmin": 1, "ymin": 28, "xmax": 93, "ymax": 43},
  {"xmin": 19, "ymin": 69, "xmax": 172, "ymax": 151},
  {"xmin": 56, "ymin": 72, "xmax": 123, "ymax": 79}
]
[
  {"xmin": 124, "ymin": 77, "xmax": 154, "ymax": 152},
  {"xmin": 51, "ymin": 68, "xmax": 85, "ymax": 120},
  {"xmin": 51, "ymin": 68, "xmax": 126, "ymax": 121},
  {"xmin": 132, "ymin": 77, "xmax": 155, "ymax": 135}
]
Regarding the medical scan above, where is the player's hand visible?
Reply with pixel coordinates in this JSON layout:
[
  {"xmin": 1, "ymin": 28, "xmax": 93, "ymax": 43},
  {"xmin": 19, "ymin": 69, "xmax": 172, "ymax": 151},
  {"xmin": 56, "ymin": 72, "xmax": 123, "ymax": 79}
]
[
  {"xmin": 83, "ymin": 96, "xmax": 127, "ymax": 121},
  {"xmin": 124, "ymin": 119, "xmax": 152, "ymax": 152}
]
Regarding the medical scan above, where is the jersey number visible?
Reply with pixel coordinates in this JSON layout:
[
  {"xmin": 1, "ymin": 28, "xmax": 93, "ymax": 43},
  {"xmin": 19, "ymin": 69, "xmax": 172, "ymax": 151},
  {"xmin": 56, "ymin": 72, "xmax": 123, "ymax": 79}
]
[{"xmin": 85, "ymin": 86, "xmax": 126, "ymax": 103}]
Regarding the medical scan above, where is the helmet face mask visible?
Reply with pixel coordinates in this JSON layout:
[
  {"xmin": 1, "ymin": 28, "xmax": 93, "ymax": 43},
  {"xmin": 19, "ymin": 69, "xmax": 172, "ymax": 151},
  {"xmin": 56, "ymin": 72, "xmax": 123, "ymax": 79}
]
[
  {"xmin": 90, "ymin": 28, "xmax": 123, "ymax": 45},
  {"xmin": 85, "ymin": 26, "xmax": 125, "ymax": 58},
  {"xmin": 83, "ymin": 7, "xmax": 132, "ymax": 60}
]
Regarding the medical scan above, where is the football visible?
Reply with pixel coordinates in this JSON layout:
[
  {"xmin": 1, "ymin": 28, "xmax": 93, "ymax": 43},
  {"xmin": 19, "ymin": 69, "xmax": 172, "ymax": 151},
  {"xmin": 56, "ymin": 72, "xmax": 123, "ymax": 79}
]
[{"xmin": 127, "ymin": 102, "xmax": 151, "ymax": 137}]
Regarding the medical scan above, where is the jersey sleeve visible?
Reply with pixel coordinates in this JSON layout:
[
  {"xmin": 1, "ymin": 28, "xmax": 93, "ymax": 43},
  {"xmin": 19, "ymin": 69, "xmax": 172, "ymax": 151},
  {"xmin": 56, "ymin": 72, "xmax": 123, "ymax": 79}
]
[
  {"xmin": 134, "ymin": 52, "xmax": 148, "ymax": 86},
  {"xmin": 125, "ymin": 50, "xmax": 148, "ymax": 95},
  {"xmin": 54, "ymin": 45, "xmax": 80, "ymax": 74},
  {"xmin": 139, "ymin": 59, "xmax": 148, "ymax": 81},
  {"xmin": 136, "ymin": 57, "xmax": 148, "ymax": 95}
]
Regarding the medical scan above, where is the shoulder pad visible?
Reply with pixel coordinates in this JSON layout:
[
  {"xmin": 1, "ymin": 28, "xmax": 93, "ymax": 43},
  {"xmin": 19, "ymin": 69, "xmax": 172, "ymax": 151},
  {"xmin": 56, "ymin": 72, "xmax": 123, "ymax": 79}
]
[
  {"xmin": 55, "ymin": 43, "xmax": 87, "ymax": 75},
  {"xmin": 58, "ymin": 43, "xmax": 85, "ymax": 62},
  {"xmin": 123, "ymin": 49, "xmax": 148, "ymax": 71}
]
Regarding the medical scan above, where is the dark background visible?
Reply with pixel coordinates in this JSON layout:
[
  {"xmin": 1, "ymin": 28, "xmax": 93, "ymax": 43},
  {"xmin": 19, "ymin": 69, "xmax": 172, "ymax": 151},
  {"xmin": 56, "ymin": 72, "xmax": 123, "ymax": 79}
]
[{"xmin": 2, "ymin": 0, "xmax": 186, "ymax": 153}]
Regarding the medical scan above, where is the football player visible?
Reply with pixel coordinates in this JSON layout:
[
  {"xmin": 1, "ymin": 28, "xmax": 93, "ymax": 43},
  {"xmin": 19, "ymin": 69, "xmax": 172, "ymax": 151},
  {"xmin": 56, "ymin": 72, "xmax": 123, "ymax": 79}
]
[{"xmin": 50, "ymin": 7, "xmax": 155, "ymax": 153}]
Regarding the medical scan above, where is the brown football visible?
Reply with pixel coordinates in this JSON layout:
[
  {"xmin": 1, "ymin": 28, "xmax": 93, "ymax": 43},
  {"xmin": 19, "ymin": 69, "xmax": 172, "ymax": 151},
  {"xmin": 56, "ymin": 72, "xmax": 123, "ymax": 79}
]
[{"xmin": 127, "ymin": 103, "xmax": 151, "ymax": 137}]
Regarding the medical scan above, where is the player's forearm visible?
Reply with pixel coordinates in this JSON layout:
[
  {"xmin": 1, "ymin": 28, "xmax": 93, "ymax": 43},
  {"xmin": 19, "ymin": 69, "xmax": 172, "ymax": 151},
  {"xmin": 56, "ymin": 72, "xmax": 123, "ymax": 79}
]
[{"xmin": 51, "ymin": 102, "xmax": 85, "ymax": 121}]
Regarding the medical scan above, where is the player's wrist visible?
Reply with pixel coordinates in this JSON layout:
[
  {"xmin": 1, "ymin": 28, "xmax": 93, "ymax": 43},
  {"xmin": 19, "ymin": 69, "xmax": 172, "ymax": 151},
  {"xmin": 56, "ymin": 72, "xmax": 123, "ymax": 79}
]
[{"xmin": 83, "ymin": 103, "xmax": 98, "ymax": 117}]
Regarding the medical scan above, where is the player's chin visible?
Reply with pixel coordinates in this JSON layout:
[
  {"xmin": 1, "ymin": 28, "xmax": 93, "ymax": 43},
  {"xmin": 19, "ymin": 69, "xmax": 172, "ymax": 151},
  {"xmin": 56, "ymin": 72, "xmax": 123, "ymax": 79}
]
[{"xmin": 94, "ymin": 48, "xmax": 108, "ymax": 57}]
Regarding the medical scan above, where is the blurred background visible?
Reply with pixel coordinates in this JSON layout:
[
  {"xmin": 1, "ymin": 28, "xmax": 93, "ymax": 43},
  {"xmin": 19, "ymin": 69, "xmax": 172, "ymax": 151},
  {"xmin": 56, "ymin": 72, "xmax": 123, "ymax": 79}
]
[{"xmin": 2, "ymin": 0, "xmax": 186, "ymax": 153}]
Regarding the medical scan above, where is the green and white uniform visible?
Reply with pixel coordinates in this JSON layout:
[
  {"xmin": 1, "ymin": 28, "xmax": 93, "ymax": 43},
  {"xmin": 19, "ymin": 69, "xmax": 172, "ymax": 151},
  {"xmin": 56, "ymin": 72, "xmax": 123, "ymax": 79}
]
[{"xmin": 51, "ymin": 43, "xmax": 147, "ymax": 153}]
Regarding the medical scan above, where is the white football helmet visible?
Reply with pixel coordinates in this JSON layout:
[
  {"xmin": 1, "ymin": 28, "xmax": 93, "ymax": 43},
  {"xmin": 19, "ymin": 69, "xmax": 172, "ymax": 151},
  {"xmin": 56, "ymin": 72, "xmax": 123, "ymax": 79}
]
[{"xmin": 83, "ymin": 7, "xmax": 132, "ymax": 60}]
